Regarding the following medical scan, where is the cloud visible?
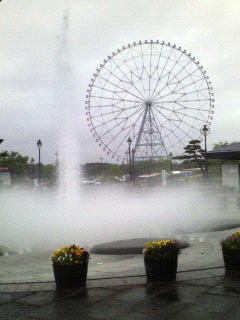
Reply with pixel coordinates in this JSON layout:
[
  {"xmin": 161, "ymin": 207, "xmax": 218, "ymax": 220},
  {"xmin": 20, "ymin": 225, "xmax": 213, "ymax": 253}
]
[{"xmin": 0, "ymin": 0, "xmax": 239, "ymax": 162}]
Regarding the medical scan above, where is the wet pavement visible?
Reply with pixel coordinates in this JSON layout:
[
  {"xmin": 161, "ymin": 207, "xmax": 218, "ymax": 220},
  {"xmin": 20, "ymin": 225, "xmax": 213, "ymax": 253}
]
[
  {"xmin": 1, "ymin": 267, "xmax": 240, "ymax": 319},
  {"xmin": 1, "ymin": 218, "xmax": 240, "ymax": 318},
  {"xmin": 0, "ymin": 228, "xmax": 233, "ymax": 283}
]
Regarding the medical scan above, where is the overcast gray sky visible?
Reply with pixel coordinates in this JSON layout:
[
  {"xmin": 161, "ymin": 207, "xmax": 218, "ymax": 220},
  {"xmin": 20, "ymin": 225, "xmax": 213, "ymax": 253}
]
[{"xmin": 0, "ymin": 0, "xmax": 240, "ymax": 163}]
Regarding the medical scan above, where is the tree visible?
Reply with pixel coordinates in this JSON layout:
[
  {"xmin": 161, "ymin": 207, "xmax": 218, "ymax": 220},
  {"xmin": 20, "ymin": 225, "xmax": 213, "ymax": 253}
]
[
  {"xmin": 42, "ymin": 164, "xmax": 57, "ymax": 186},
  {"xmin": 212, "ymin": 141, "xmax": 239, "ymax": 150},
  {"xmin": 0, "ymin": 151, "xmax": 30, "ymax": 182},
  {"xmin": 174, "ymin": 140, "xmax": 205, "ymax": 174},
  {"xmin": 213, "ymin": 141, "xmax": 229, "ymax": 150},
  {"xmin": 0, "ymin": 151, "xmax": 58, "ymax": 185}
]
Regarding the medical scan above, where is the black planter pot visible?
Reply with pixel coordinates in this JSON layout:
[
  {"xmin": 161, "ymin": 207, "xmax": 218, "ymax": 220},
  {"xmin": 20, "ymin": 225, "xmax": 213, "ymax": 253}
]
[
  {"xmin": 222, "ymin": 248, "xmax": 240, "ymax": 271},
  {"xmin": 53, "ymin": 263, "xmax": 88, "ymax": 289},
  {"xmin": 144, "ymin": 256, "xmax": 178, "ymax": 281}
]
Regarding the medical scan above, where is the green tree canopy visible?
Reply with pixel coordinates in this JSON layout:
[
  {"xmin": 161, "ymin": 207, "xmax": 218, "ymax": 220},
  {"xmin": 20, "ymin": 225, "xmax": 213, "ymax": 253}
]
[
  {"xmin": 174, "ymin": 140, "xmax": 205, "ymax": 174},
  {"xmin": 212, "ymin": 141, "xmax": 229, "ymax": 150},
  {"xmin": 212, "ymin": 141, "xmax": 239, "ymax": 150},
  {"xmin": 0, "ymin": 151, "xmax": 30, "ymax": 181}
]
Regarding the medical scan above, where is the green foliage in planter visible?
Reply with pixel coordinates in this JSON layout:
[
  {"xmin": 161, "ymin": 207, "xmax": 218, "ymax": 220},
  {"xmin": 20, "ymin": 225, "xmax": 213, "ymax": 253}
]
[
  {"xmin": 143, "ymin": 240, "xmax": 180, "ymax": 261},
  {"xmin": 222, "ymin": 231, "xmax": 240, "ymax": 252}
]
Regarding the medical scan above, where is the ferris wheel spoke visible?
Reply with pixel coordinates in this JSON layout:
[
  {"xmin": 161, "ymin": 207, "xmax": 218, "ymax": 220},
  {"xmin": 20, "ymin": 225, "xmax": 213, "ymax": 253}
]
[
  {"xmin": 93, "ymin": 109, "xmax": 126, "ymax": 129},
  {"xmin": 148, "ymin": 42, "xmax": 153, "ymax": 97},
  {"xmin": 90, "ymin": 100, "xmax": 123, "ymax": 108},
  {"xmin": 112, "ymin": 109, "xmax": 146, "ymax": 153},
  {"xmin": 159, "ymin": 76, "xmax": 205, "ymax": 102},
  {"xmin": 154, "ymin": 86, "xmax": 209, "ymax": 103},
  {"xmin": 170, "ymin": 111, "xmax": 201, "ymax": 133},
  {"xmin": 168, "ymin": 67, "xmax": 203, "ymax": 93},
  {"xmin": 90, "ymin": 95, "xmax": 141, "ymax": 104},
  {"xmin": 109, "ymin": 56, "xmax": 146, "ymax": 101},
  {"xmin": 176, "ymin": 87, "xmax": 210, "ymax": 97},
  {"xmin": 164, "ymin": 51, "xmax": 184, "ymax": 80},
  {"xmin": 91, "ymin": 103, "xmax": 143, "ymax": 119},
  {"xmin": 174, "ymin": 101, "xmax": 211, "ymax": 113},
  {"xmin": 154, "ymin": 102, "xmax": 208, "ymax": 123},
  {"xmin": 106, "ymin": 68, "xmax": 146, "ymax": 101},
  {"xmin": 92, "ymin": 84, "xmax": 126, "ymax": 101},
  {"xmin": 113, "ymin": 127, "xmax": 135, "ymax": 154},
  {"xmin": 176, "ymin": 98, "xmax": 210, "ymax": 103},
  {"xmin": 173, "ymin": 76, "xmax": 206, "ymax": 94},
  {"xmin": 124, "ymin": 62, "xmax": 147, "ymax": 101},
  {"xmin": 156, "ymin": 84, "xmax": 207, "ymax": 107},
  {"xmin": 152, "ymin": 58, "xmax": 194, "ymax": 101},
  {"xmin": 128, "ymin": 46, "xmax": 148, "ymax": 97},
  {"xmin": 154, "ymin": 98, "xmax": 210, "ymax": 105},
  {"xmin": 151, "ymin": 108, "xmax": 183, "ymax": 146},
  {"xmin": 150, "ymin": 43, "xmax": 164, "ymax": 79},
  {"xmin": 99, "ymin": 107, "xmax": 144, "ymax": 138},
  {"xmin": 94, "ymin": 74, "xmax": 144, "ymax": 102},
  {"xmin": 152, "ymin": 106, "xmax": 194, "ymax": 140},
  {"xmin": 151, "ymin": 47, "xmax": 174, "ymax": 99},
  {"xmin": 129, "ymin": 48, "xmax": 143, "ymax": 79},
  {"xmin": 107, "ymin": 119, "xmax": 132, "ymax": 148},
  {"xmin": 139, "ymin": 44, "xmax": 150, "ymax": 79}
]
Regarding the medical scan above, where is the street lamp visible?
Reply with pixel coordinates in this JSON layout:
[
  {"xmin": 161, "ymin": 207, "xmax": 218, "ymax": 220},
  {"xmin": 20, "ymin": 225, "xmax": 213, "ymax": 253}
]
[
  {"xmin": 30, "ymin": 158, "xmax": 35, "ymax": 182},
  {"xmin": 100, "ymin": 157, "xmax": 103, "ymax": 176},
  {"xmin": 55, "ymin": 151, "xmax": 59, "ymax": 166},
  {"xmin": 200, "ymin": 125, "xmax": 210, "ymax": 176},
  {"xmin": 127, "ymin": 137, "xmax": 132, "ymax": 182},
  {"xmin": 169, "ymin": 152, "xmax": 173, "ymax": 175},
  {"xmin": 37, "ymin": 139, "xmax": 42, "ymax": 186},
  {"xmin": 132, "ymin": 148, "xmax": 135, "ymax": 182}
]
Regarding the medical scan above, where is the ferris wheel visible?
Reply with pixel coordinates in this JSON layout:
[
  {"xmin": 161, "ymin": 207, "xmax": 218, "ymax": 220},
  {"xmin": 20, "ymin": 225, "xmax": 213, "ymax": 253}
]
[{"xmin": 86, "ymin": 40, "xmax": 214, "ymax": 161}]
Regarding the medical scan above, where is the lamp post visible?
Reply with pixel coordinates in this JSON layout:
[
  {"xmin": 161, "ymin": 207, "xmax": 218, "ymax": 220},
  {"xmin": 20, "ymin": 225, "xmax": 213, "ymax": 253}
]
[
  {"xmin": 100, "ymin": 157, "xmax": 103, "ymax": 176},
  {"xmin": 127, "ymin": 137, "xmax": 132, "ymax": 182},
  {"xmin": 200, "ymin": 125, "xmax": 210, "ymax": 176},
  {"xmin": 169, "ymin": 152, "xmax": 173, "ymax": 176},
  {"xmin": 30, "ymin": 158, "xmax": 35, "ymax": 182},
  {"xmin": 132, "ymin": 148, "xmax": 135, "ymax": 183},
  {"xmin": 37, "ymin": 139, "xmax": 42, "ymax": 186}
]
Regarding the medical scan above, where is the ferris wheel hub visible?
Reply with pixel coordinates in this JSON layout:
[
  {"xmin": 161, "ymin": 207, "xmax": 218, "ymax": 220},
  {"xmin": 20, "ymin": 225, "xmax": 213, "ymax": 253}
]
[{"xmin": 145, "ymin": 100, "xmax": 153, "ymax": 108}]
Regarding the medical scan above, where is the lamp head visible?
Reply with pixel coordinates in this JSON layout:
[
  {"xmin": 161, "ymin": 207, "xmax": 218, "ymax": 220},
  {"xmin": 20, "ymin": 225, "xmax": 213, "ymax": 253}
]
[
  {"xmin": 37, "ymin": 139, "xmax": 42, "ymax": 149},
  {"xmin": 127, "ymin": 137, "xmax": 132, "ymax": 145}
]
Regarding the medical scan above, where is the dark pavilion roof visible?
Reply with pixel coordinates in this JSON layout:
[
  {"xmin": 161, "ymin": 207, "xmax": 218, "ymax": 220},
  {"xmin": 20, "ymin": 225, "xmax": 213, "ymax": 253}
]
[{"xmin": 207, "ymin": 142, "xmax": 240, "ymax": 160}]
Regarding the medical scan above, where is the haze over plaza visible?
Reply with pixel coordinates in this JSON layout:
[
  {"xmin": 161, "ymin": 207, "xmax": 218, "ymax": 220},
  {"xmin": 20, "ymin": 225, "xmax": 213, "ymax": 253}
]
[{"xmin": 0, "ymin": 0, "xmax": 239, "ymax": 163}]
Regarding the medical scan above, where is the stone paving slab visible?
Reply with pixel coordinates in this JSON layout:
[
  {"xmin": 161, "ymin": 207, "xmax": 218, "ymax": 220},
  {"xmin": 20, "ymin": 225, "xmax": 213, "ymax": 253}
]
[{"xmin": 0, "ymin": 268, "xmax": 240, "ymax": 319}]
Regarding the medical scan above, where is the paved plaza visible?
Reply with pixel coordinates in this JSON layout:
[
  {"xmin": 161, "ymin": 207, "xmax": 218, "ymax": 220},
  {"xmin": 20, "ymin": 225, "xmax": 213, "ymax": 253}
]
[
  {"xmin": 1, "ymin": 267, "xmax": 240, "ymax": 320},
  {"xmin": 1, "ymin": 228, "xmax": 240, "ymax": 319}
]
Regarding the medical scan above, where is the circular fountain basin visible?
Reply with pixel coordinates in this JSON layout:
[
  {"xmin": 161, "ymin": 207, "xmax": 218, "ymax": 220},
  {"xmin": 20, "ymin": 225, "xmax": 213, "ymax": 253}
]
[
  {"xmin": 91, "ymin": 238, "xmax": 189, "ymax": 255},
  {"xmin": 174, "ymin": 218, "xmax": 240, "ymax": 233},
  {"xmin": 91, "ymin": 219, "xmax": 240, "ymax": 255}
]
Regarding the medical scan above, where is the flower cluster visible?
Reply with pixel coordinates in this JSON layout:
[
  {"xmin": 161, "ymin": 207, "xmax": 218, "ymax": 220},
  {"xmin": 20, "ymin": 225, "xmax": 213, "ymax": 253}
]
[
  {"xmin": 222, "ymin": 231, "xmax": 240, "ymax": 252},
  {"xmin": 143, "ymin": 240, "xmax": 180, "ymax": 261},
  {"xmin": 51, "ymin": 244, "xmax": 89, "ymax": 265}
]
